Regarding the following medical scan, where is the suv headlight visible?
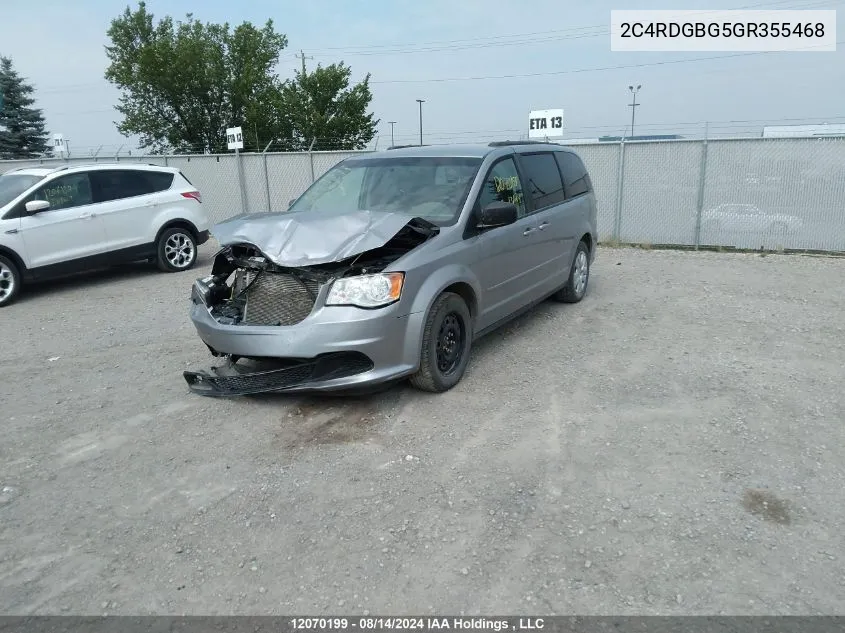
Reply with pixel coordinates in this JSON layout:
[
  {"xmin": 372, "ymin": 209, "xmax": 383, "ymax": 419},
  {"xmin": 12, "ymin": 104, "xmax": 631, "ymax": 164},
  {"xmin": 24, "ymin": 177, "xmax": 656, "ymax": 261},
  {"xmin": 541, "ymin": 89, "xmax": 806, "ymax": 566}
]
[{"xmin": 326, "ymin": 272, "xmax": 404, "ymax": 308}]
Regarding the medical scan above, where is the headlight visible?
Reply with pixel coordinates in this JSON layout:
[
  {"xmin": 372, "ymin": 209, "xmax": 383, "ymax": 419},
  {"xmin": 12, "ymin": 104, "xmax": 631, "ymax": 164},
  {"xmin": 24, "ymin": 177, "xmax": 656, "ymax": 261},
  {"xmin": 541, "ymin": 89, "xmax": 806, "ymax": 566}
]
[{"xmin": 326, "ymin": 272, "xmax": 404, "ymax": 308}]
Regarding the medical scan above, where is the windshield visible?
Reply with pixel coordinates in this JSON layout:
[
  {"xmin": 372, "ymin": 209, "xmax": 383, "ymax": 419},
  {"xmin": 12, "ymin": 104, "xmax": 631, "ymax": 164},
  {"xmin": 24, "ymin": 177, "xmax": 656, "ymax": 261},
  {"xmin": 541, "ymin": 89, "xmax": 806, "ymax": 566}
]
[
  {"xmin": 0, "ymin": 173, "xmax": 43, "ymax": 208},
  {"xmin": 289, "ymin": 156, "xmax": 482, "ymax": 225}
]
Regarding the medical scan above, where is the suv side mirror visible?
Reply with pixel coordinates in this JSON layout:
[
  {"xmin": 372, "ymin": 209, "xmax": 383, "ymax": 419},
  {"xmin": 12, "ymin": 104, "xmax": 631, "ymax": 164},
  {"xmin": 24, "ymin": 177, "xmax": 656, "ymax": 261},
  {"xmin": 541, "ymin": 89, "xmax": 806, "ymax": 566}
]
[
  {"xmin": 25, "ymin": 200, "xmax": 50, "ymax": 214},
  {"xmin": 477, "ymin": 201, "xmax": 518, "ymax": 229}
]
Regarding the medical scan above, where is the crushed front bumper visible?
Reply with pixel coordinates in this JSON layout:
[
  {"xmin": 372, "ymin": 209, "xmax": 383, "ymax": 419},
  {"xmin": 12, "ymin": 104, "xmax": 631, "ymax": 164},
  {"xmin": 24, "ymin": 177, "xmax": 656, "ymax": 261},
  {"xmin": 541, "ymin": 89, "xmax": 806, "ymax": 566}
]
[
  {"xmin": 186, "ymin": 298, "xmax": 426, "ymax": 396},
  {"xmin": 184, "ymin": 352, "xmax": 376, "ymax": 396}
]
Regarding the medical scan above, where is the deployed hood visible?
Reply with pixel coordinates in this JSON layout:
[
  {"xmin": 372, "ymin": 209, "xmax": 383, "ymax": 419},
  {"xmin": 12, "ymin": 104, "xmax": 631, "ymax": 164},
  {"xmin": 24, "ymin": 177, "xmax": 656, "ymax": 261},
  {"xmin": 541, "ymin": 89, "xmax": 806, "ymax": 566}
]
[{"xmin": 211, "ymin": 209, "xmax": 436, "ymax": 267}]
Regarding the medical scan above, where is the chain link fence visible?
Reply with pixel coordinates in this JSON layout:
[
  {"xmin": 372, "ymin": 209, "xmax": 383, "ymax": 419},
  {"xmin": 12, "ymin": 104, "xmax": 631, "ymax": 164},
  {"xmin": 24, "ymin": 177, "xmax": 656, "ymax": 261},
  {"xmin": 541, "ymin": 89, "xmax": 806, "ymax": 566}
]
[{"xmin": 3, "ymin": 138, "xmax": 845, "ymax": 252}]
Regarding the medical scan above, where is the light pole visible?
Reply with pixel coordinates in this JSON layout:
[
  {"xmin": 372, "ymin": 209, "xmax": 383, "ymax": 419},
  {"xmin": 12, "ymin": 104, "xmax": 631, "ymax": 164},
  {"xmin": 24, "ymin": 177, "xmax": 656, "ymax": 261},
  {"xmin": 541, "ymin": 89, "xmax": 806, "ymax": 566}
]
[
  {"xmin": 388, "ymin": 121, "xmax": 397, "ymax": 147},
  {"xmin": 416, "ymin": 99, "xmax": 425, "ymax": 145},
  {"xmin": 628, "ymin": 85, "xmax": 641, "ymax": 139}
]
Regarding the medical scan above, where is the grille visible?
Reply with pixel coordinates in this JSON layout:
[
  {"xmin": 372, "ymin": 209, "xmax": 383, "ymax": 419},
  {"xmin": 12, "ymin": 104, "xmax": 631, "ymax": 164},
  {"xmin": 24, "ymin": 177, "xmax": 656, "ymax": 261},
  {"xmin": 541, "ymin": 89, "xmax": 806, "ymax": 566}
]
[{"xmin": 242, "ymin": 273, "xmax": 320, "ymax": 326}]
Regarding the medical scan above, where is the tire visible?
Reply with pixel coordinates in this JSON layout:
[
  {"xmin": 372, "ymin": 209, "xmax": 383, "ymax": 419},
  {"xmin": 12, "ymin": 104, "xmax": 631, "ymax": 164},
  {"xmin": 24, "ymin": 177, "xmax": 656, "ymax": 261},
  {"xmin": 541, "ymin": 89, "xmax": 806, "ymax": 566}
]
[
  {"xmin": 409, "ymin": 292, "xmax": 473, "ymax": 393},
  {"xmin": 552, "ymin": 240, "xmax": 590, "ymax": 304},
  {"xmin": 156, "ymin": 227, "xmax": 198, "ymax": 272},
  {"xmin": 0, "ymin": 255, "xmax": 21, "ymax": 308}
]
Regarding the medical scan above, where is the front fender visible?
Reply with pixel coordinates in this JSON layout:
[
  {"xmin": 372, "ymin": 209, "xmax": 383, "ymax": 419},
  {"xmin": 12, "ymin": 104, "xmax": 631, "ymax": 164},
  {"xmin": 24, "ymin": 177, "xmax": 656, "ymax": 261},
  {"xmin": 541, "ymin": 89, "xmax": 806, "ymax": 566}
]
[{"xmin": 405, "ymin": 264, "xmax": 482, "ymax": 319}]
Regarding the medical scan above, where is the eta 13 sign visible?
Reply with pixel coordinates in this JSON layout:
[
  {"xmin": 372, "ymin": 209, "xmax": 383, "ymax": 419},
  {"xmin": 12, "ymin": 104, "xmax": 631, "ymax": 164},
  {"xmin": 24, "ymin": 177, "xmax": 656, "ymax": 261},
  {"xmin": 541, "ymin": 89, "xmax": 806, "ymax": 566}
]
[{"xmin": 528, "ymin": 109, "xmax": 564, "ymax": 139}]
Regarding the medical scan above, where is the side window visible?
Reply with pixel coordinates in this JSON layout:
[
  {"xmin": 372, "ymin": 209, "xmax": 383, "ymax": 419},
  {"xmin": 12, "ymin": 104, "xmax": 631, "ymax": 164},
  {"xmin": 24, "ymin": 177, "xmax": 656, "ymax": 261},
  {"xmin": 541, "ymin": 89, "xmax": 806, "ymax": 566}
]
[
  {"xmin": 556, "ymin": 152, "xmax": 591, "ymax": 199},
  {"xmin": 144, "ymin": 171, "xmax": 175, "ymax": 193},
  {"xmin": 519, "ymin": 153, "xmax": 566, "ymax": 211},
  {"xmin": 477, "ymin": 158, "xmax": 526, "ymax": 217},
  {"xmin": 33, "ymin": 173, "xmax": 93, "ymax": 211},
  {"xmin": 91, "ymin": 170, "xmax": 153, "ymax": 203}
]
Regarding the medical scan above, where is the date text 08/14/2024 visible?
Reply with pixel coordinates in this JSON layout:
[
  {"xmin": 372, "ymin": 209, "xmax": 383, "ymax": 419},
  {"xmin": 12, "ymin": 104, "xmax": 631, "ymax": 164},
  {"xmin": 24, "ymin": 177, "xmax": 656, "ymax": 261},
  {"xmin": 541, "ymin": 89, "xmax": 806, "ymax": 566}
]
[{"xmin": 289, "ymin": 618, "xmax": 547, "ymax": 631}]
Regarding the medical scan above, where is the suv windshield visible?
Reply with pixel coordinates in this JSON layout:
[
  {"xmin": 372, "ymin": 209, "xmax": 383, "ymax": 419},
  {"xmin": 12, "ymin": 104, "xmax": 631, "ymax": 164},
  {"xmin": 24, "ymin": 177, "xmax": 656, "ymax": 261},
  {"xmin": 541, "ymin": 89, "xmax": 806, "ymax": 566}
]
[
  {"xmin": 0, "ymin": 173, "xmax": 43, "ymax": 208},
  {"xmin": 289, "ymin": 156, "xmax": 482, "ymax": 226}
]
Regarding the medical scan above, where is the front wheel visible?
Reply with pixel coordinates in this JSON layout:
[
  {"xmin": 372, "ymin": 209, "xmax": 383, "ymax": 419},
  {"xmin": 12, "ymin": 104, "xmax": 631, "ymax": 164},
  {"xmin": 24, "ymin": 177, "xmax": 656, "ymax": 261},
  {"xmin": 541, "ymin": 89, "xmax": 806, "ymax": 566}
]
[
  {"xmin": 156, "ymin": 227, "xmax": 198, "ymax": 272},
  {"xmin": 552, "ymin": 240, "xmax": 590, "ymax": 304},
  {"xmin": 0, "ymin": 255, "xmax": 21, "ymax": 307},
  {"xmin": 410, "ymin": 292, "xmax": 473, "ymax": 393}
]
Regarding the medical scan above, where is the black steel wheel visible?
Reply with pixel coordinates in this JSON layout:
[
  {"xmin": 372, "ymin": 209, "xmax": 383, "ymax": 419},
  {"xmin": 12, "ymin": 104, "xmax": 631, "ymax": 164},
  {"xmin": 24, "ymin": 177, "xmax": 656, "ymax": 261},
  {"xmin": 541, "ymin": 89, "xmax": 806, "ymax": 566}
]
[{"xmin": 410, "ymin": 292, "xmax": 473, "ymax": 393}]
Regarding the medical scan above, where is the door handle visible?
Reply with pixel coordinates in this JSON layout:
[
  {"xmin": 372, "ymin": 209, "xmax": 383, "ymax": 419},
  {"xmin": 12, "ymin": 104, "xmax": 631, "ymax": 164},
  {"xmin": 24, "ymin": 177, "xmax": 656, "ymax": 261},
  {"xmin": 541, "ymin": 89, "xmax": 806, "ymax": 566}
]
[
  {"xmin": 537, "ymin": 222, "xmax": 550, "ymax": 231},
  {"xmin": 523, "ymin": 227, "xmax": 535, "ymax": 236},
  {"xmin": 80, "ymin": 212, "xmax": 95, "ymax": 219}
]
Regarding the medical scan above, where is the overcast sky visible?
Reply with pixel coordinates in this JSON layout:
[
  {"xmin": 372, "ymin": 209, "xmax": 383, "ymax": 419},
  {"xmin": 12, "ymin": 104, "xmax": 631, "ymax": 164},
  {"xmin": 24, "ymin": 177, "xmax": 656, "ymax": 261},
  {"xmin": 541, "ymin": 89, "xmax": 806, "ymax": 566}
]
[{"xmin": 1, "ymin": 0, "xmax": 842, "ymax": 155}]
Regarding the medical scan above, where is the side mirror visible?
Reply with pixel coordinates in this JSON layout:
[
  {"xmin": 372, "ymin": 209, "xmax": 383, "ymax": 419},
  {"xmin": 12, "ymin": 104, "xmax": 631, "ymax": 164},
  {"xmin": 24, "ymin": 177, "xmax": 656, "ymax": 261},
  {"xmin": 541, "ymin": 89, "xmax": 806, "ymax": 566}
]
[
  {"xmin": 25, "ymin": 200, "xmax": 50, "ymax": 214},
  {"xmin": 477, "ymin": 201, "xmax": 518, "ymax": 229}
]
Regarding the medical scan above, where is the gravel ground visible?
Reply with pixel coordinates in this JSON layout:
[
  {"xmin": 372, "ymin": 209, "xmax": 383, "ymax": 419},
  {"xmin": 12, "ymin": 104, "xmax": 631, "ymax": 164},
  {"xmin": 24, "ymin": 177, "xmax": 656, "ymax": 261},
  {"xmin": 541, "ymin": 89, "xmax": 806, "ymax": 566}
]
[{"xmin": 2, "ymin": 245, "xmax": 845, "ymax": 616}]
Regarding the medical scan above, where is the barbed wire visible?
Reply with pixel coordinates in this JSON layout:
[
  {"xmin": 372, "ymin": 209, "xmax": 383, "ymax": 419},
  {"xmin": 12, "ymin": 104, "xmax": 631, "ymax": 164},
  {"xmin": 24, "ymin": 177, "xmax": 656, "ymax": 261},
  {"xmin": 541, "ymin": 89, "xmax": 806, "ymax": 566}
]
[
  {"xmin": 23, "ymin": 122, "xmax": 845, "ymax": 159},
  {"xmin": 21, "ymin": 115, "xmax": 845, "ymax": 158},
  {"xmin": 36, "ymin": 113, "xmax": 845, "ymax": 153}
]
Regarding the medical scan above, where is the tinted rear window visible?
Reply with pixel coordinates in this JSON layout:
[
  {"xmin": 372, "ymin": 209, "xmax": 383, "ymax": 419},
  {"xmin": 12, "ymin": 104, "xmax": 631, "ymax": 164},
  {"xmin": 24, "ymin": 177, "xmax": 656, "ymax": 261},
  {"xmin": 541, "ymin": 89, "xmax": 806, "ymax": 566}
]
[
  {"xmin": 556, "ymin": 152, "xmax": 591, "ymax": 198},
  {"xmin": 519, "ymin": 153, "xmax": 566, "ymax": 210},
  {"xmin": 90, "ymin": 170, "xmax": 174, "ymax": 203},
  {"xmin": 144, "ymin": 171, "xmax": 174, "ymax": 192}
]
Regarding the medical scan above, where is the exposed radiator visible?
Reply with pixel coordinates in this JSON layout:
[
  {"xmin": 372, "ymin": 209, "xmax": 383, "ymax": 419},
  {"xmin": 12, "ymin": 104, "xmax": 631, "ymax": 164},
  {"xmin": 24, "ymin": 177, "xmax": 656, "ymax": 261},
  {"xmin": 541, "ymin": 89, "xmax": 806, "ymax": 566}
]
[{"xmin": 241, "ymin": 272, "xmax": 321, "ymax": 326}]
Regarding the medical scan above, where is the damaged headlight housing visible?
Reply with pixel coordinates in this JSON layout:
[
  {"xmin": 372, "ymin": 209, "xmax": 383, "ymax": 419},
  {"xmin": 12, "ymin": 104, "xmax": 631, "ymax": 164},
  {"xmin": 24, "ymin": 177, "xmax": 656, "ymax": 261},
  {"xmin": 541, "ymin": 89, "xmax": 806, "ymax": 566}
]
[
  {"xmin": 326, "ymin": 272, "xmax": 405, "ymax": 309},
  {"xmin": 191, "ymin": 275, "xmax": 227, "ymax": 306},
  {"xmin": 191, "ymin": 276, "xmax": 215, "ymax": 305}
]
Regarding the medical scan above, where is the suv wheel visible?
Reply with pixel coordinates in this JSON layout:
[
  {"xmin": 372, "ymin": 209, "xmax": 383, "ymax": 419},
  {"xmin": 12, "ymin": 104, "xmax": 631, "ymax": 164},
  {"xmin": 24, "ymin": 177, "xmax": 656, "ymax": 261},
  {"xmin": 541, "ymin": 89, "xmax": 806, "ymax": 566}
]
[
  {"xmin": 156, "ymin": 227, "xmax": 198, "ymax": 272},
  {"xmin": 410, "ymin": 292, "xmax": 473, "ymax": 393},
  {"xmin": 553, "ymin": 240, "xmax": 590, "ymax": 304},
  {"xmin": 0, "ymin": 255, "xmax": 21, "ymax": 308}
]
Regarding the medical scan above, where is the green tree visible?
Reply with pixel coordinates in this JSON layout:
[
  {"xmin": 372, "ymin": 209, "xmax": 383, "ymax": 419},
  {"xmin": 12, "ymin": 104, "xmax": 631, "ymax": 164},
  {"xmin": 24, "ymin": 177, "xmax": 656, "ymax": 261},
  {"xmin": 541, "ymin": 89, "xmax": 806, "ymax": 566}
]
[
  {"xmin": 104, "ymin": 1, "xmax": 288, "ymax": 154},
  {"xmin": 277, "ymin": 62, "xmax": 379, "ymax": 151},
  {"xmin": 0, "ymin": 57, "xmax": 49, "ymax": 159}
]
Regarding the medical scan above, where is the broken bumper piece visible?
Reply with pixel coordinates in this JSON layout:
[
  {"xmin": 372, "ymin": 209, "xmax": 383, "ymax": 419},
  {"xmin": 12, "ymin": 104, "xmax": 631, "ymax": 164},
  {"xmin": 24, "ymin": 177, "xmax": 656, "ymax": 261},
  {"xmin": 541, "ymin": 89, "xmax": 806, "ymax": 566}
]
[{"xmin": 183, "ymin": 352, "xmax": 374, "ymax": 397}]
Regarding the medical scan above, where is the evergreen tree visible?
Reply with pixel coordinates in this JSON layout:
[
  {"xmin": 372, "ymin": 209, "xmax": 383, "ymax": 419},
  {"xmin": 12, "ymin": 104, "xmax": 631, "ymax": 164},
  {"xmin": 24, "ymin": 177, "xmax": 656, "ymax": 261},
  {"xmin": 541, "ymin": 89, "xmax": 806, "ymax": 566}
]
[{"xmin": 0, "ymin": 57, "xmax": 49, "ymax": 159}]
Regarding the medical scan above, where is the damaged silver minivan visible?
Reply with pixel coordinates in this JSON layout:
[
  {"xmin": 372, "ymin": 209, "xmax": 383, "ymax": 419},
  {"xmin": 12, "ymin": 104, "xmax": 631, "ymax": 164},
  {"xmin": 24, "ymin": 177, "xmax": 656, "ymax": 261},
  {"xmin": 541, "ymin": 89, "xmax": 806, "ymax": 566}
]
[{"xmin": 184, "ymin": 141, "xmax": 597, "ymax": 396}]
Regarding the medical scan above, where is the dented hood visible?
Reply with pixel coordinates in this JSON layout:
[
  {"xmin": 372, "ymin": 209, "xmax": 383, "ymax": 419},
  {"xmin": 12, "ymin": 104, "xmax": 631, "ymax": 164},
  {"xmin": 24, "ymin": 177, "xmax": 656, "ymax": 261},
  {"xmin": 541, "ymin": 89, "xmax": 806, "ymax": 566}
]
[{"xmin": 211, "ymin": 209, "xmax": 430, "ymax": 267}]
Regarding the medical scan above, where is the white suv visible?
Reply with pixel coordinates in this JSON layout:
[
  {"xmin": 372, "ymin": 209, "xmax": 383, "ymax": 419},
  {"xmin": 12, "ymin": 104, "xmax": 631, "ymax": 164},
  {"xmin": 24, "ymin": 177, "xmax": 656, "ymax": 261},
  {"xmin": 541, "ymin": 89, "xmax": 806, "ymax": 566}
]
[{"xmin": 0, "ymin": 162, "xmax": 211, "ymax": 307}]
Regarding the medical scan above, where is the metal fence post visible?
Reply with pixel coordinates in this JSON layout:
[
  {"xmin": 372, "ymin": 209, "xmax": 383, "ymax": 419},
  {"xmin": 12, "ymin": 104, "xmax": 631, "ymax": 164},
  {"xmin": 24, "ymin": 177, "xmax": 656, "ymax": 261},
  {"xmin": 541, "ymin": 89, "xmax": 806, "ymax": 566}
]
[
  {"xmin": 613, "ymin": 141, "xmax": 626, "ymax": 242},
  {"xmin": 693, "ymin": 138, "xmax": 709, "ymax": 249},
  {"xmin": 236, "ymin": 148, "xmax": 248, "ymax": 213},
  {"xmin": 164, "ymin": 156, "xmax": 169, "ymax": 167},
  {"xmin": 262, "ymin": 141, "xmax": 273, "ymax": 212},
  {"xmin": 308, "ymin": 138, "xmax": 316, "ymax": 183}
]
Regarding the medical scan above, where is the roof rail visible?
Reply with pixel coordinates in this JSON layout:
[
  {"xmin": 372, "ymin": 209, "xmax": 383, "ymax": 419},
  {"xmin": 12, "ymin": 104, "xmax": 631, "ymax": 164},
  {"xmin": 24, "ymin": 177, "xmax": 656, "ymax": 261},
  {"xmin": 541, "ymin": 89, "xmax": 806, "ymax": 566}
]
[
  {"xmin": 488, "ymin": 140, "xmax": 562, "ymax": 147},
  {"xmin": 45, "ymin": 161, "xmax": 150, "ymax": 172},
  {"xmin": 387, "ymin": 144, "xmax": 429, "ymax": 150}
]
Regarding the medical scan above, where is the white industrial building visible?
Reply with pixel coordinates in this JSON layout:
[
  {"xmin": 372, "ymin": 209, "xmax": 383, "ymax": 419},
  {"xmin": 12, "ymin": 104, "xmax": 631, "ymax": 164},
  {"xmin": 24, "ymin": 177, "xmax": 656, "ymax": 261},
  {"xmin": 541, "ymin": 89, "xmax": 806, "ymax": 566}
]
[{"xmin": 762, "ymin": 124, "xmax": 845, "ymax": 138}]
